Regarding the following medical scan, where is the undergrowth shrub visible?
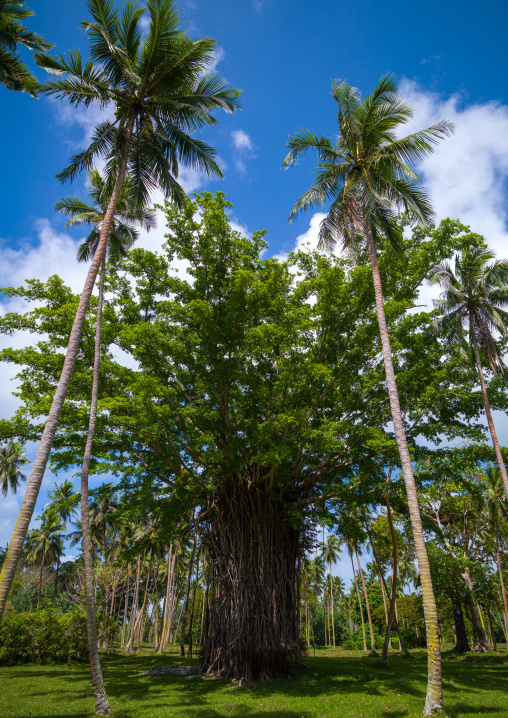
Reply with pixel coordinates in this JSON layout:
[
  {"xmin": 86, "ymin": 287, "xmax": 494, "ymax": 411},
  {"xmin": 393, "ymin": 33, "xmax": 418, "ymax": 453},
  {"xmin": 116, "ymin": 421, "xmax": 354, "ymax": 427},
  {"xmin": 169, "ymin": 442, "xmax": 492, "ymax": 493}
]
[{"xmin": 0, "ymin": 608, "xmax": 88, "ymax": 663}]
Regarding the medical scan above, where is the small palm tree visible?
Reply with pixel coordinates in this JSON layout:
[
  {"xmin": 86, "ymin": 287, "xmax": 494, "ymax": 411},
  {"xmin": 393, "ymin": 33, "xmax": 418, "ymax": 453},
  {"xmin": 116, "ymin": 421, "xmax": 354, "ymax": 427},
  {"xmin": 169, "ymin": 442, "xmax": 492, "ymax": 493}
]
[
  {"xmin": 0, "ymin": 441, "xmax": 29, "ymax": 496},
  {"xmin": 283, "ymin": 74, "xmax": 452, "ymax": 715},
  {"xmin": 0, "ymin": 0, "xmax": 241, "ymax": 636},
  {"xmin": 0, "ymin": 0, "xmax": 51, "ymax": 94},
  {"xmin": 430, "ymin": 247, "xmax": 508, "ymax": 502},
  {"xmin": 24, "ymin": 513, "xmax": 65, "ymax": 608},
  {"xmin": 42, "ymin": 478, "xmax": 80, "ymax": 523}
]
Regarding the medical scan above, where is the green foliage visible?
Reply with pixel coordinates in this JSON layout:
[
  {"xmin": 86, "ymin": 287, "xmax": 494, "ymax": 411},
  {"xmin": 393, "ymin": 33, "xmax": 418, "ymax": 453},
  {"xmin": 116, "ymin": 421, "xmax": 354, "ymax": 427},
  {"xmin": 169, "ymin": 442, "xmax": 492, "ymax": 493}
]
[
  {"xmin": 0, "ymin": 607, "xmax": 88, "ymax": 663},
  {"xmin": 343, "ymin": 626, "xmax": 384, "ymax": 650}
]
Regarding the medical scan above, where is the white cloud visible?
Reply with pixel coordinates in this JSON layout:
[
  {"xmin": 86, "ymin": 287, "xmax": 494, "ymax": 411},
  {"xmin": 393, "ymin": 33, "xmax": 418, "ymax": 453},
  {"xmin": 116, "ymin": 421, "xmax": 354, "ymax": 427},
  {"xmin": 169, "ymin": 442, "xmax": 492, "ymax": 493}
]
[
  {"xmin": 231, "ymin": 129, "xmax": 253, "ymax": 152},
  {"xmin": 274, "ymin": 211, "xmax": 327, "ymax": 261},
  {"xmin": 400, "ymin": 79, "xmax": 508, "ymax": 258},
  {"xmin": 252, "ymin": 0, "xmax": 266, "ymax": 12},
  {"xmin": 230, "ymin": 130, "xmax": 255, "ymax": 175}
]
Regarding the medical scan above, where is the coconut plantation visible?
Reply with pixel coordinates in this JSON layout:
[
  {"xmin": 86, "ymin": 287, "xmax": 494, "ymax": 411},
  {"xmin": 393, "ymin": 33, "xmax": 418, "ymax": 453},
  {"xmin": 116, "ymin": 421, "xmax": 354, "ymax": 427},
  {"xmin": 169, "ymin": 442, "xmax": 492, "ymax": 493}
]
[{"xmin": 1, "ymin": 1, "xmax": 508, "ymax": 717}]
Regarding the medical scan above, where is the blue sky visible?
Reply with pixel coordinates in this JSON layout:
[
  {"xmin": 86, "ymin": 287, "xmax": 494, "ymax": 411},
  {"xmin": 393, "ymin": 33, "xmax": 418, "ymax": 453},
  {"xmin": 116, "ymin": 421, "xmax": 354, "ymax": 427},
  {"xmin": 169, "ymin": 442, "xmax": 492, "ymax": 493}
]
[{"xmin": 2, "ymin": 0, "xmax": 508, "ymax": 581}]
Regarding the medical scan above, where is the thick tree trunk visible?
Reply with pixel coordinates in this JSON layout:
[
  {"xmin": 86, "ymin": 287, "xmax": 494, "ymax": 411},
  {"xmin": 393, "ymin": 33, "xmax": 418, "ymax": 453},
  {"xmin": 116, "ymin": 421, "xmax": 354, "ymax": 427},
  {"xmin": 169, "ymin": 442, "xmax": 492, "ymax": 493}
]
[
  {"xmin": 450, "ymin": 600, "xmax": 470, "ymax": 653},
  {"xmin": 202, "ymin": 482, "xmax": 301, "ymax": 680},
  {"xmin": 80, "ymin": 254, "xmax": 111, "ymax": 714},
  {"xmin": 354, "ymin": 544, "xmax": 377, "ymax": 654},
  {"xmin": 365, "ymin": 224, "xmax": 442, "ymax": 715},
  {"xmin": 0, "ymin": 112, "xmax": 136, "ymax": 621}
]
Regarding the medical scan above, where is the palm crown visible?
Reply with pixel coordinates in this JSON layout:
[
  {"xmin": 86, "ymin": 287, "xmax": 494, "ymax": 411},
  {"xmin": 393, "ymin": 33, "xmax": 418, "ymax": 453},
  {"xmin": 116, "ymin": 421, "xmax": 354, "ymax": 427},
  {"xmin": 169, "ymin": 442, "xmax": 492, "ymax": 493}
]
[
  {"xmin": 430, "ymin": 246, "xmax": 508, "ymax": 374},
  {"xmin": 0, "ymin": 0, "xmax": 51, "ymax": 94},
  {"xmin": 35, "ymin": 0, "xmax": 242, "ymax": 206},
  {"xmin": 282, "ymin": 74, "xmax": 453, "ymax": 255},
  {"xmin": 54, "ymin": 168, "xmax": 157, "ymax": 263},
  {"xmin": 0, "ymin": 440, "xmax": 29, "ymax": 497}
]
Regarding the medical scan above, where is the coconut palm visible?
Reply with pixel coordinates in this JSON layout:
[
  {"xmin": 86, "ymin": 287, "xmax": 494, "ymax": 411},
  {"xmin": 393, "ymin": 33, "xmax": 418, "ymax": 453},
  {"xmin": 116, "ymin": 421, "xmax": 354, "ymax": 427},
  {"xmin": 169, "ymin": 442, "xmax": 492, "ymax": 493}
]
[
  {"xmin": 55, "ymin": 168, "xmax": 155, "ymax": 710},
  {"xmin": 24, "ymin": 513, "xmax": 65, "ymax": 608},
  {"xmin": 283, "ymin": 74, "xmax": 452, "ymax": 715},
  {"xmin": 0, "ymin": 0, "xmax": 51, "ymax": 94},
  {"xmin": 430, "ymin": 247, "xmax": 508, "ymax": 502},
  {"xmin": 320, "ymin": 535, "xmax": 341, "ymax": 647},
  {"xmin": 42, "ymin": 478, "xmax": 80, "ymax": 523},
  {"xmin": 0, "ymin": 0, "xmax": 241, "ymax": 633},
  {"xmin": 0, "ymin": 441, "xmax": 29, "ymax": 496}
]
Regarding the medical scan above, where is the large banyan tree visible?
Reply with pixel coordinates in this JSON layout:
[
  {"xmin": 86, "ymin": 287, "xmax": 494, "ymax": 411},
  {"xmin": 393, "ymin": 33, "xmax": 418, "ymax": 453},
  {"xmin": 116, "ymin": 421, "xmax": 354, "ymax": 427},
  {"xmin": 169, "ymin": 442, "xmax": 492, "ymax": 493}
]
[{"xmin": 0, "ymin": 194, "xmax": 484, "ymax": 678}]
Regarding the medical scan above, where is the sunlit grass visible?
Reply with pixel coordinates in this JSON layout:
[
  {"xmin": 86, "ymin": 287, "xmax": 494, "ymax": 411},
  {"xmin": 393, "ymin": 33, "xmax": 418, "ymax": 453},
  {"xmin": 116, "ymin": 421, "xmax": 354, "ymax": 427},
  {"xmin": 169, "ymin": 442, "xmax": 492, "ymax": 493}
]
[{"xmin": 1, "ymin": 644, "xmax": 507, "ymax": 717}]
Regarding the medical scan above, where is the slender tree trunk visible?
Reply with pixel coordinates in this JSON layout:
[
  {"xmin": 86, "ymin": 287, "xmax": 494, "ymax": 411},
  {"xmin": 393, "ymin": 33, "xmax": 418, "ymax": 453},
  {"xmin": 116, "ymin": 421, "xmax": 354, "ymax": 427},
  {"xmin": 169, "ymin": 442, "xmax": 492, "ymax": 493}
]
[
  {"xmin": 37, "ymin": 548, "xmax": 45, "ymax": 609},
  {"xmin": 487, "ymin": 610, "xmax": 497, "ymax": 651},
  {"xmin": 121, "ymin": 567, "xmax": 130, "ymax": 648},
  {"xmin": 470, "ymin": 319, "xmax": 508, "ymax": 501},
  {"xmin": 79, "ymin": 253, "xmax": 111, "ymax": 714},
  {"xmin": 126, "ymin": 553, "xmax": 142, "ymax": 653},
  {"xmin": 135, "ymin": 550, "xmax": 154, "ymax": 653},
  {"xmin": 53, "ymin": 555, "xmax": 60, "ymax": 599},
  {"xmin": 354, "ymin": 544, "xmax": 376, "ymax": 654},
  {"xmin": 187, "ymin": 545, "xmax": 201, "ymax": 659},
  {"xmin": 365, "ymin": 224, "xmax": 442, "ymax": 715},
  {"xmin": 351, "ymin": 554, "xmax": 367, "ymax": 652},
  {"xmin": 180, "ymin": 527, "xmax": 198, "ymax": 656},
  {"xmin": 495, "ymin": 529, "xmax": 508, "ymax": 648},
  {"xmin": 0, "ymin": 112, "xmax": 136, "ymax": 621},
  {"xmin": 158, "ymin": 545, "xmax": 174, "ymax": 655},
  {"xmin": 329, "ymin": 562, "xmax": 335, "ymax": 648}
]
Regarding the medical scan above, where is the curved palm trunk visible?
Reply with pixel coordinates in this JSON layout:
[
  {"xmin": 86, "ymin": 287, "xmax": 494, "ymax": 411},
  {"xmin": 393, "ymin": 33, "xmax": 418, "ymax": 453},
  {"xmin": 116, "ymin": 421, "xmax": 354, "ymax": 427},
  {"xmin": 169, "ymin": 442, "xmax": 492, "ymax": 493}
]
[
  {"xmin": 0, "ymin": 112, "xmax": 136, "ymax": 621},
  {"xmin": 354, "ymin": 544, "xmax": 377, "ymax": 654},
  {"xmin": 470, "ymin": 324, "xmax": 508, "ymax": 502},
  {"xmin": 80, "ymin": 254, "xmax": 111, "ymax": 715},
  {"xmin": 365, "ymin": 225, "xmax": 442, "ymax": 715}
]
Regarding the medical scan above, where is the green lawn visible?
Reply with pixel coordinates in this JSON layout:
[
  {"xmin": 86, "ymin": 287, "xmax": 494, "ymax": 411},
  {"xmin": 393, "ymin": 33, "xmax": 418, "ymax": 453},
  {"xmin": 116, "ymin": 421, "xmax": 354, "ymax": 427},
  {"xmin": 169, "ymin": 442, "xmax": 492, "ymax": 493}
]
[{"xmin": 1, "ymin": 645, "xmax": 507, "ymax": 718}]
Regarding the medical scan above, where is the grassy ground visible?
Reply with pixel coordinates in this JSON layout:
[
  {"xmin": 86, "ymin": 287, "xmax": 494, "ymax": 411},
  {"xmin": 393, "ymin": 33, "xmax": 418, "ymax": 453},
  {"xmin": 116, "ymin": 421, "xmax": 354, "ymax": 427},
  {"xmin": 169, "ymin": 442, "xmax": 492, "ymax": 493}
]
[{"xmin": 1, "ymin": 644, "xmax": 507, "ymax": 718}]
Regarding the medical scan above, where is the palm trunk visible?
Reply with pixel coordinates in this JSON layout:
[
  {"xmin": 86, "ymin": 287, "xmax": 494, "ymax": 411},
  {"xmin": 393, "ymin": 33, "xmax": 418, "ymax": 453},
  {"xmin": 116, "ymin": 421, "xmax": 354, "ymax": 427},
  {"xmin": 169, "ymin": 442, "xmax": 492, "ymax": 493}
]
[
  {"xmin": 470, "ymin": 318, "xmax": 508, "ymax": 501},
  {"xmin": 80, "ymin": 253, "xmax": 111, "ymax": 714},
  {"xmin": 187, "ymin": 545, "xmax": 201, "ymax": 659},
  {"xmin": 121, "ymin": 567, "xmax": 130, "ymax": 647},
  {"xmin": 180, "ymin": 528, "xmax": 197, "ymax": 656},
  {"xmin": 0, "ymin": 112, "xmax": 136, "ymax": 621},
  {"xmin": 365, "ymin": 224, "xmax": 442, "ymax": 715},
  {"xmin": 37, "ymin": 548, "xmax": 45, "ymax": 609},
  {"xmin": 329, "ymin": 562, "xmax": 335, "ymax": 648},
  {"xmin": 135, "ymin": 549, "xmax": 154, "ymax": 653},
  {"xmin": 53, "ymin": 555, "xmax": 61, "ymax": 598},
  {"xmin": 354, "ymin": 543, "xmax": 376, "ymax": 654},
  {"xmin": 126, "ymin": 552, "xmax": 142, "ymax": 653},
  {"xmin": 351, "ymin": 553, "xmax": 367, "ymax": 652}
]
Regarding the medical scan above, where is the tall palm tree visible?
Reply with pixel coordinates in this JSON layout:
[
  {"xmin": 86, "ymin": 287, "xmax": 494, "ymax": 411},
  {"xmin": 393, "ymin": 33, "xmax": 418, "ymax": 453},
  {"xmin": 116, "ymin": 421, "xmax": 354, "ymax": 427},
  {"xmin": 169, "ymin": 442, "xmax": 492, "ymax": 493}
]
[
  {"xmin": 320, "ymin": 535, "xmax": 341, "ymax": 647},
  {"xmin": 484, "ymin": 465, "xmax": 508, "ymax": 654},
  {"xmin": 283, "ymin": 74, "xmax": 452, "ymax": 715},
  {"xmin": 55, "ymin": 168, "xmax": 155, "ymax": 712},
  {"xmin": 24, "ymin": 513, "xmax": 65, "ymax": 608},
  {"xmin": 0, "ymin": 0, "xmax": 51, "ymax": 94},
  {"xmin": 0, "ymin": 0, "xmax": 241, "ymax": 626},
  {"xmin": 430, "ymin": 247, "xmax": 508, "ymax": 502},
  {"xmin": 0, "ymin": 441, "xmax": 29, "ymax": 496}
]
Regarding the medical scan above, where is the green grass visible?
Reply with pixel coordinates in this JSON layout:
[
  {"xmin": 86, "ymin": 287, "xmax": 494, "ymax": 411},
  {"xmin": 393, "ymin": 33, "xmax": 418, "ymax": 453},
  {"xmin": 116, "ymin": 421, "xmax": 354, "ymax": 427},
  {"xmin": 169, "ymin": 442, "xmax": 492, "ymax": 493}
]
[{"xmin": 1, "ymin": 644, "xmax": 508, "ymax": 718}]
